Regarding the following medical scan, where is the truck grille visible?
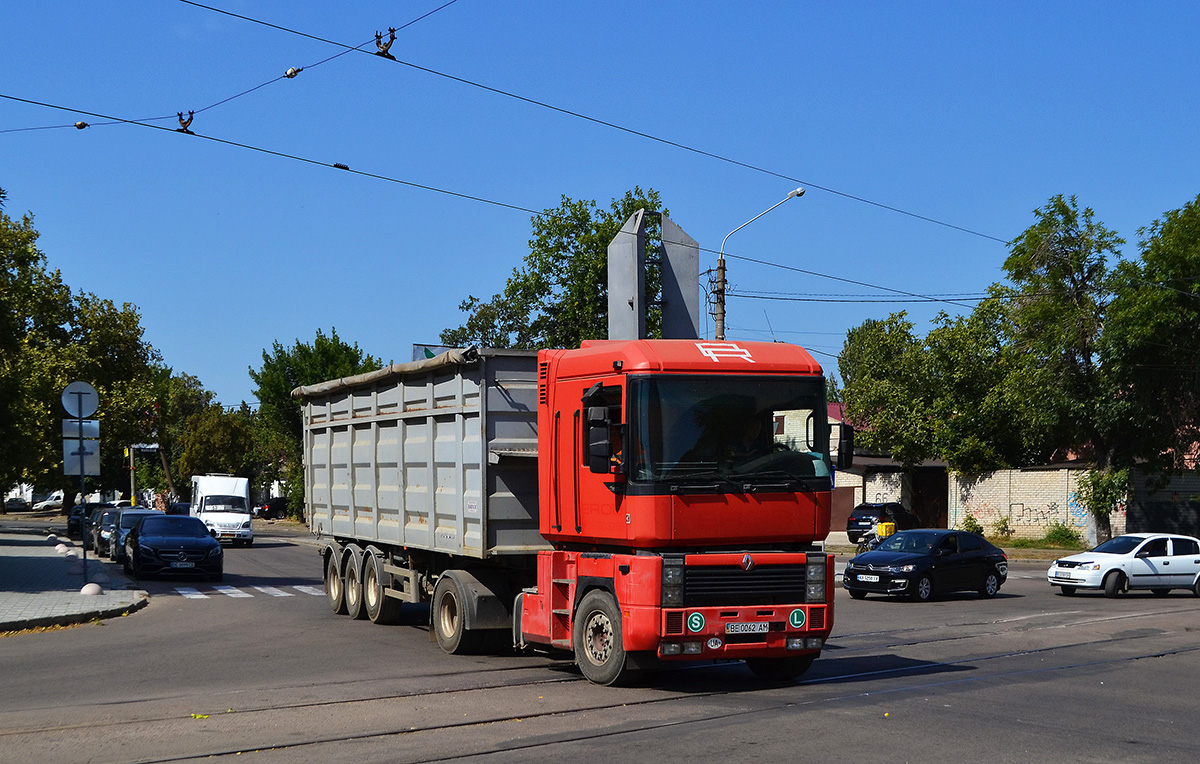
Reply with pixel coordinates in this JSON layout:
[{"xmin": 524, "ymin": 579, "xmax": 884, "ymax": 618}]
[{"xmin": 683, "ymin": 564, "xmax": 807, "ymax": 607}]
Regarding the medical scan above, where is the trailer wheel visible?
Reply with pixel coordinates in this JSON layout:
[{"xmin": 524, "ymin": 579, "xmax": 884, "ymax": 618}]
[
  {"xmin": 364, "ymin": 552, "xmax": 403, "ymax": 625},
  {"xmin": 573, "ymin": 590, "xmax": 633, "ymax": 686},
  {"xmin": 344, "ymin": 547, "xmax": 367, "ymax": 620},
  {"xmin": 433, "ymin": 573, "xmax": 484, "ymax": 654},
  {"xmin": 324, "ymin": 553, "xmax": 347, "ymax": 615}
]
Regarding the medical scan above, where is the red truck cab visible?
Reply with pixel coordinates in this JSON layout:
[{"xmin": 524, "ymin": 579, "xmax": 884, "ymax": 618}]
[{"xmin": 518, "ymin": 339, "xmax": 848, "ymax": 684}]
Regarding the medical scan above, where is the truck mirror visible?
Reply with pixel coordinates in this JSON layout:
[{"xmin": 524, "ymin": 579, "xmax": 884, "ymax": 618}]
[
  {"xmin": 586, "ymin": 406, "xmax": 612, "ymax": 474},
  {"xmin": 837, "ymin": 424, "xmax": 855, "ymax": 470}
]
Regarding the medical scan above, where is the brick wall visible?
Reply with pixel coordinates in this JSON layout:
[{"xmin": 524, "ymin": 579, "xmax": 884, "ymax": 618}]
[{"xmin": 950, "ymin": 468, "xmax": 1127, "ymax": 541}]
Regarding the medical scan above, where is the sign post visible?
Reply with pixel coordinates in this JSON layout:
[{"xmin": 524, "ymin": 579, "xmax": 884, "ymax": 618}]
[{"xmin": 62, "ymin": 381, "xmax": 100, "ymax": 582}]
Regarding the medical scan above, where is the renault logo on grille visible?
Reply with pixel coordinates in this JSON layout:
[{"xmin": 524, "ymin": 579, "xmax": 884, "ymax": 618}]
[{"xmin": 742, "ymin": 554, "xmax": 755, "ymax": 571}]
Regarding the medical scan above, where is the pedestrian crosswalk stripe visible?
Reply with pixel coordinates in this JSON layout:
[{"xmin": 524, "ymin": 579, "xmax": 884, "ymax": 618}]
[
  {"xmin": 213, "ymin": 585, "xmax": 254, "ymax": 598},
  {"xmin": 252, "ymin": 585, "xmax": 293, "ymax": 597},
  {"xmin": 168, "ymin": 584, "xmax": 325, "ymax": 598}
]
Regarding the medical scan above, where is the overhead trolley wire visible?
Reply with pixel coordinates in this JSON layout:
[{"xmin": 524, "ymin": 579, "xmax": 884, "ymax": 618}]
[
  {"xmin": 0, "ymin": 91, "xmax": 982, "ymax": 310},
  {"xmin": 173, "ymin": 0, "xmax": 1008, "ymax": 245}
]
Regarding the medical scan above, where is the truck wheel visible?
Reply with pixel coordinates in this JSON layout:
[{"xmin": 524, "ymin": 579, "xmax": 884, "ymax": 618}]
[
  {"xmin": 364, "ymin": 552, "xmax": 403, "ymax": 625},
  {"xmin": 324, "ymin": 553, "xmax": 347, "ymax": 615},
  {"xmin": 1103, "ymin": 571, "xmax": 1126, "ymax": 598},
  {"xmin": 433, "ymin": 573, "xmax": 484, "ymax": 654},
  {"xmin": 344, "ymin": 549, "xmax": 367, "ymax": 620},
  {"xmin": 573, "ymin": 590, "xmax": 633, "ymax": 686},
  {"xmin": 745, "ymin": 654, "xmax": 816, "ymax": 681}
]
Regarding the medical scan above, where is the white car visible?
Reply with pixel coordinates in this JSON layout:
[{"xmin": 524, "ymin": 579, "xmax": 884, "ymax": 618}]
[{"xmin": 1047, "ymin": 533, "xmax": 1200, "ymax": 597}]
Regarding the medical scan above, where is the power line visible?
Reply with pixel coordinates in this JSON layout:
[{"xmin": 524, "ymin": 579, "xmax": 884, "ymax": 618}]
[
  {"xmin": 173, "ymin": 1, "xmax": 1009, "ymax": 244},
  {"xmin": 0, "ymin": 92, "xmax": 995, "ymax": 312},
  {"xmin": 0, "ymin": 1, "xmax": 460, "ymax": 135}
]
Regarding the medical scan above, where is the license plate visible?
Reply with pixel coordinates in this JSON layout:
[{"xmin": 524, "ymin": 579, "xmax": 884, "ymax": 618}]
[
  {"xmin": 1053, "ymin": 571, "xmax": 1071, "ymax": 579},
  {"xmin": 725, "ymin": 622, "xmax": 770, "ymax": 634},
  {"xmin": 170, "ymin": 561, "xmax": 195, "ymax": 569},
  {"xmin": 857, "ymin": 574, "xmax": 880, "ymax": 582}
]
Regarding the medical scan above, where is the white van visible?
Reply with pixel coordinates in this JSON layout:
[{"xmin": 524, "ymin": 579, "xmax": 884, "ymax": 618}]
[{"xmin": 190, "ymin": 474, "xmax": 253, "ymax": 547}]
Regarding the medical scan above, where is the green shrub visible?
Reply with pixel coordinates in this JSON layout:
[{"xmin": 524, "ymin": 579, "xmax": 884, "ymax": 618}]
[
  {"xmin": 958, "ymin": 513, "xmax": 984, "ymax": 535},
  {"xmin": 990, "ymin": 515, "xmax": 1014, "ymax": 540},
  {"xmin": 1043, "ymin": 521, "xmax": 1082, "ymax": 547}
]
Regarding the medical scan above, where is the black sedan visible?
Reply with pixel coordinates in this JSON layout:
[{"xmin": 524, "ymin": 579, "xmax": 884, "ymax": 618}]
[
  {"xmin": 123, "ymin": 515, "xmax": 223, "ymax": 581},
  {"xmin": 843, "ymin": 529, "xmax": 1008, "ymax": 601},
  {"xmin": 89, "ymin": 508, "xmax": 119, "ymax": 556},
  {"xmin": 846, "ymin": 502, "xmax": 919, "ymax": 543}
]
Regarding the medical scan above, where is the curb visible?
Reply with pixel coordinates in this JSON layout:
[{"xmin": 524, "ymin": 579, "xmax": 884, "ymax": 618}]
[{"xmin": 0, "ymin": 594, "xmax": 149, "ymax": 633}]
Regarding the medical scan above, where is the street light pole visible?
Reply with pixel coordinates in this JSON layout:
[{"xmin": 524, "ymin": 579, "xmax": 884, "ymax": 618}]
[{"xmin": 713, "ymin": 187, "xmax": 805, "ymax": 340}]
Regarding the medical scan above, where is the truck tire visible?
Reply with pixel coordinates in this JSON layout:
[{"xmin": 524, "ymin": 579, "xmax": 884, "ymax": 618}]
[
  {"xmin": 573, "ymin": 590, "xmax": 634, "ymax": 686},
  {"xmin": 363, "ymin": 551, "xmax": 403, "ymax": 625},
  {"xmin": 325, "ymin": 553, "xmax": 347, "ymax": 615},
  {"xmin": 745, "ymin": 654, "xmax": 816, "ymax": 681},
  {"xmin": 344, "ymin": 546, "xmax": 367, "ymax": 620},
  {"xmin": 433, "ymin": 573, "xmax": 484, "ymax": 655}
]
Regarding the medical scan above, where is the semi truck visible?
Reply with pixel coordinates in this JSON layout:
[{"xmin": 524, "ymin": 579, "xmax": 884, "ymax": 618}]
[{"xmin": 294, "ymin": 339, "xmax": 851, "ymax": 685}]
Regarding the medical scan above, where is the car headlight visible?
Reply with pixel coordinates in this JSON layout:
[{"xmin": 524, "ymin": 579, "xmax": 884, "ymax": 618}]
[
  {"xmin": 890, "ymin": 564, "xmax": 916, "ymax": 573},
  {"xmin": 207, "ymin": 546, "xmax": 223, "ymax": 558},
  {"xmin": 241, "ymin": 521, "xmax": 252, "ymax": 529},
  {"xmin": 1077, "ymin": 562, "xmax": 1100, "ymax": 571}
]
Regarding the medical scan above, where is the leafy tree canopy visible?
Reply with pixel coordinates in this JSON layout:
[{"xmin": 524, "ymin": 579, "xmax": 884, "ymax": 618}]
[{"xmin": 440, "ymin": 187, "xmax": 666, "ymax": 349}]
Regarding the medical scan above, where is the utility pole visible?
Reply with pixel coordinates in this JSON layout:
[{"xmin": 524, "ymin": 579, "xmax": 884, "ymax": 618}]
[{"xmin": 714, "ymin": 188, "xmax": 804, "ymax": 340}]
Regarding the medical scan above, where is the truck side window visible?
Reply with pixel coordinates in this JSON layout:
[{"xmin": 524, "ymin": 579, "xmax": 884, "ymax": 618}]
[{"xmin": 581, "ymin": 383, "xmax": 623, "ymax": 472}]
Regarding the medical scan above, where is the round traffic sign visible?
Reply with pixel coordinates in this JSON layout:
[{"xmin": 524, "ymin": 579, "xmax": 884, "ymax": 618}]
[{"xmin": 62, "ymin": 381, "xmax": 99, "ymax": 418}]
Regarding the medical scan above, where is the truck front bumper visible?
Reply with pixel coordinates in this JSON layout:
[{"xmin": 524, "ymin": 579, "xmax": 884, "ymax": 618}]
[{"xmin": 649, "ymin": 603, "xmax": 830, "ymax": 660}]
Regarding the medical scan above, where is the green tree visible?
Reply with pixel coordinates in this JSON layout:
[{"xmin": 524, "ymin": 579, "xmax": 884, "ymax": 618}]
[
  {"xmin": 441, "ymin": 187, "xmax": 666, "ymax": 349},
  {"xmin": 1106, "ymin": 193, "xmax": 1200, "ymax": 473},
  {"xmin": 250, "ymin": 328, "xmax": 382, "ymax": 513},
  {"xmin": 175, "ymin": 403, "xmax": 256, "ymax": 487},
  {"xmin": 1, "ymin": 191, "xmax": 159, "ymax": 497},
  {"xmin": 841, "ymin": 195, "xmax": 1132, "ymax": 539}
]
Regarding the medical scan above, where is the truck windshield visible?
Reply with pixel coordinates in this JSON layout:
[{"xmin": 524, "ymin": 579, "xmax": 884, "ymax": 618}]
[
  {"xmin": 628, "ymin": 375, "xmax": 831, "ymax": 487},
  {"xmin": 201, "ymin": 495, "xmax": 248, "ymax": 513}
]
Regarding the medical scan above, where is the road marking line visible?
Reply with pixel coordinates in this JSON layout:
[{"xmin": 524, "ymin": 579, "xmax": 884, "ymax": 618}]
[
  {"xmin": 252, "ymin": 585, "xmax": 293, "ymax": 597},
  {"xmin": 293, "ymin": 585, "xmax": 325, "ymax": 596},
  {"xmin": 212, "ymin": 585, "xmax": 254, "ymax": 598},
  {"xmin": 175, "ymin": 587, "xmax": 208, "ymax": 599}
]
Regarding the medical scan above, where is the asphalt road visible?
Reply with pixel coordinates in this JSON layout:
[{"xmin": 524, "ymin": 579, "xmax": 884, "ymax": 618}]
[{"xmin": 2, "ymin": 531, "xmax": 1198, "ymax": 764}]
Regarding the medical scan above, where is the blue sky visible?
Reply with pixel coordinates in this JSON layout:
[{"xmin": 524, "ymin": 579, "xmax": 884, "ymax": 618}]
[{"xmin": 3, "ymin": 2, "xmax": 1197, "ymax": 407}]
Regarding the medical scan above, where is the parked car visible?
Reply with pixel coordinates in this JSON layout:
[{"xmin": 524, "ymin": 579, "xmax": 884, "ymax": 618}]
[
  {"xmin": 843, "ymin": 529, "xmax": 1008, "ymax": 601},
  {"xmin": 254, "ymin": 496, "xmax": 289, "ymax": 519},
  {"xmin": 67, "ymin": 502, "xmax": 113, "ymax": 542},
  {"xmin": 123, "ymin": 514, "xmax": 223, "ymax": 581},
  {"xmin": 109, "ymin": 508, "xmax": 162, "ymax": 564},
  {"xmin": 1046, "ymin": 533, "xmax": 1200, "ymax": 597},
  {"xmin": 33, "ymin": 490, "xmax": 65, "ymax": 512},
  {"xmin": 90, "ymin": 508, "xmax": 120, "ymax": 557},
  {"xmin": 846, "ymin": 502, "xmax": 919, "ymax": 543},
  {"xmin": 83, "ymin": 504, "xmax": 112, "ymax": 549},
  {"xmin": 4, "ymin": 496, "xmax": 30, "ymax": 513},
  {"xmin": 166, "ymin": 502, "xmax": 191, "ymax": 516}
]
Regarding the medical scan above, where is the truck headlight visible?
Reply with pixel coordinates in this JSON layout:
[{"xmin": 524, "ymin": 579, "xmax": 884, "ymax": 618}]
[
  {"xmin": 662, "ymin": 559, "xmax": 685, "ymax": 606},
  {"xmin": 806, "ymin": 581, "xmax": 826, "ymax": 603}
]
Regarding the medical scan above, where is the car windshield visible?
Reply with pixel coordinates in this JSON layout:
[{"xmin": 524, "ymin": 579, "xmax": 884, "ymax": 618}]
[
  {"xmin": 876, "ymin": 531, "xmax": 941, "ymax": 554},
  {"xmin": 629, "ymin": 375, "xmax": 831, "ymax": 486},
  {"xmin": 100, "ymin": 511, "xmax": 118, "ymax": 524},
  {"xmin": 1092, "ymin": 536, "xmax": 1145, "ymax": 555},
  {"xmin": 201, "ymin": 495, "xmax": 248, "ymax": 513},
  {"xmin": 120, "ymin": 512, "xmax": 153, "ymax": 528},
  {"xmin": 139, "ymin": 517, "xmax": 209, "ymax": 537}
]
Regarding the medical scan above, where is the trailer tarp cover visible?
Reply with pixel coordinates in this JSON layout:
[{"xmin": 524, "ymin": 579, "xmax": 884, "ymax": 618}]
[{"xmin": 290, "ymin": 347, "xmax": 479, "ymax": 399}]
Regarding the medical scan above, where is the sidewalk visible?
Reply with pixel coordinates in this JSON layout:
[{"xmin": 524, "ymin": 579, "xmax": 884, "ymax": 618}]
[{"xmin": 0, "ymin": 520, "xmax": 148, "ymax": 632}]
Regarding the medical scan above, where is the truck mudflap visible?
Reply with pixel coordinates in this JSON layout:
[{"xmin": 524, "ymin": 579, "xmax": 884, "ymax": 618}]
[{"xmin": 622, "ymin": 602, "xmax": 831, "ymax": 660}]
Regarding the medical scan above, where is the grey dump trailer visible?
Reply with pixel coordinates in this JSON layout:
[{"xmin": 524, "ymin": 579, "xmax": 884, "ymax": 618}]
[{"xmin": 293, "ymin": 348, "xmax": 546, "ymax": 643}]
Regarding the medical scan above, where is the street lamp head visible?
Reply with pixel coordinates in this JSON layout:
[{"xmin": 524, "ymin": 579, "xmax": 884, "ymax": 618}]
[{"xmin": 788, "ymin": 187, "xmax": 805, "ymax": 199}]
